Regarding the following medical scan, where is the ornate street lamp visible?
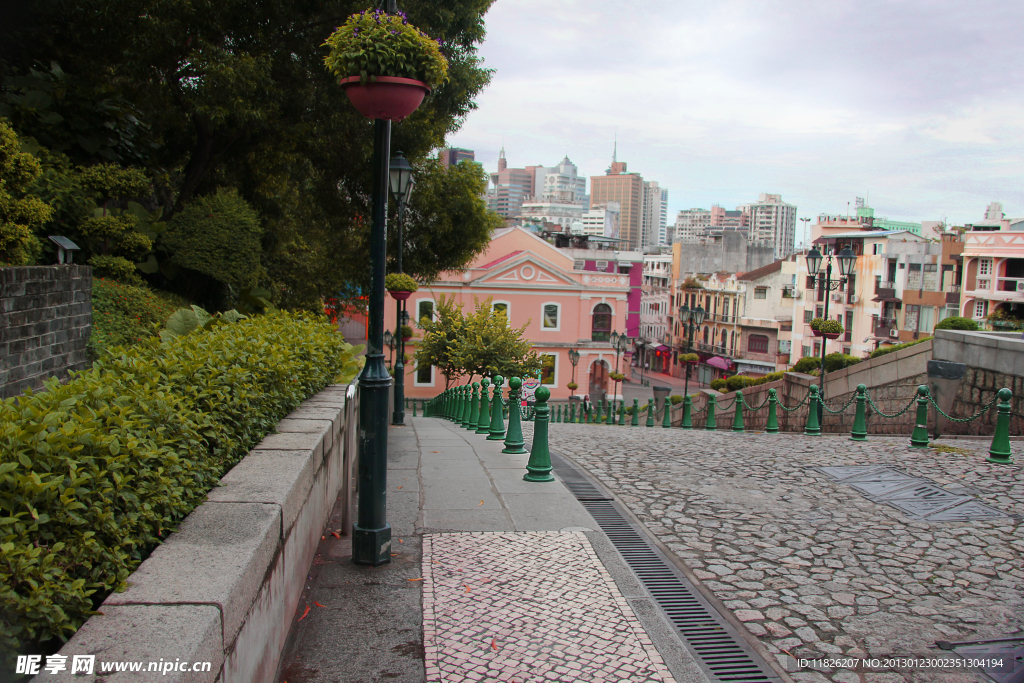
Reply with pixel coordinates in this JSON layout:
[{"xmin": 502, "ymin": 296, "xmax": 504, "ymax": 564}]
[
  {"xmin": 609, "ymin": 331, "xmax": 628, "ymax": 413},
  {"xmin": 383, "ymin": 329, "xmax": 395, "ymax": 369},
  {"xmin": 389, "ymin": 151, "xmax": 416, "ymax": 426},
  {"xmin": 568, "ymin": 347, "xmax": 580, "ymax": 398},
  {"xmin": 806, "ymin": 245, "xmax": 856, "ymax": 422},
  {"xmin": 679, "ymin": 304, "xmax": 705, "ymax": 398}
]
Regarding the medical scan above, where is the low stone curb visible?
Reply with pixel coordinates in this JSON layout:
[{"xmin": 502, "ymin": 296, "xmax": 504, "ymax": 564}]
[{"xmin": 39, "ymin": 383, "xmax": 358, "ymax": 683}]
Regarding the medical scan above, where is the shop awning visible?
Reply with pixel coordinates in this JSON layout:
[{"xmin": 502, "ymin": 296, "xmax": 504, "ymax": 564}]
[
  {"xmin": 655, "ymin": 344, "xmax": 671, "ymax": 352},
  {"xmin": 707, "ymin": 356, "xmax": 731, "ymax": 370}
]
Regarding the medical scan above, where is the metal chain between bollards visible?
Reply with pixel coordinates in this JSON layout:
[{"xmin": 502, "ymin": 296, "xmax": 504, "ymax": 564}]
[
  {"xmin": 777, "ymin": 389, "xmax": 812, "ymax": 412},
  {"xmin": 865, "ymin": 392, "xmax": 917, "ymax": 419},
  {"xmin": 821, "ymin": 392, "xmax": 858, "ymax": 415},
  {"xmin": 745, "ymin": 393, "xmax": 772, "ymax": 411},
  {"xmin": 927, "ymin": 394, "xmax": 999, "ymax": 423},
  {"xmin": 715, "ymin": 397, "xmax": 738, "ymax": 411},
  {"xmin": 690, "ymin": 398, "xmax": 709, "ymax": 416}
]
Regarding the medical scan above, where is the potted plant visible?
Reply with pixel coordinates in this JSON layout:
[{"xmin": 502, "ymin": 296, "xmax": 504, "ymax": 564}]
[
  {"xmin": 608, "ymin": 372, "xmax": 625, "ymax": 382},
  {"xmin": 384, "ymin": 272, "xmax": 419, "ymax": 301},
  {"xmin": 323, "ymin": 10, "xmax": 449, "ymax": 121},
  {"xmin": 681, "ymin": 352, "xmax": 699, "ymax": 364},
  {"xmin": 809, "ymin": 317, "xmax": 824, "ymax": 337},
  {"xmin": 401, "ymin": 324, "xmax": 414, "ymax": 342},
  {"xmin": 566, "ymin": 381, "xmax": 579, "ymax": 391},
  {"xmin": 819, "ymin": 318, "xmax": 844, "ymax": 339}
]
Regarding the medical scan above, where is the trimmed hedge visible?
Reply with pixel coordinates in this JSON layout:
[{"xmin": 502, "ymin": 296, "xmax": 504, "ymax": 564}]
[
  {"xmin": 822, "ymin": 352, "xmax": 862, "ymax": 373},
  {"xmin": 934, "ymin": 316, "xmax": 978, "ymax": 331},
  {"xmin": 0, "ymin": 311, "xmax": 361, "ymax": 662},
  {"xmin": 868, "ymin": 336, "xmax": 931, "ymax": 359},
  {"xmin": 710, "ymin": 371, "xmax": 786, "ymax": 393},
  {"xmin": 793, "ymin": 356, "xmax": 821, "ymax": 373},
  {"xmin": 89, "ymin": 278, "xmax": 189, "ymax": 357}
]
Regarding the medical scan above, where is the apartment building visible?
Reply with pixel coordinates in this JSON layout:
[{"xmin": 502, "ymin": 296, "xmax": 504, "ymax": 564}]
[
  {"xmin": 673, "ymin": 208, "xmax": 712, "ymax": 243},
  {"xmin": 740, "ymin": 193, "xmax": 797, "ymax": 260},
  {"xmin": 961, "ymin": 201, "xmax": 1024, "ymax": 324},
  {"xmin": 590, "ymin": 159, "xmax": 644, "ymax": 250},
  {"xmin": 641, "ymin": 181, "xmax": 669, "ymax": 248}
]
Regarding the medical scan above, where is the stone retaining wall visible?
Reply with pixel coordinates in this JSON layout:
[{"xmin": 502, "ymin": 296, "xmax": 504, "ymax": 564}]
[
  {"xmin": 1, "ymin": 265, "xmax": 92, "ymax": 399},
  {"xmin": 43, "ymin": 383, "xmax": 359, "ymax": 683}
]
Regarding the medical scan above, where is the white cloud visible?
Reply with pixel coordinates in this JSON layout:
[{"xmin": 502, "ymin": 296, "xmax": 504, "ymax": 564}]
[{"xmin": 447, "ymin": 0, "xmax": 1024, "ymax": 231}]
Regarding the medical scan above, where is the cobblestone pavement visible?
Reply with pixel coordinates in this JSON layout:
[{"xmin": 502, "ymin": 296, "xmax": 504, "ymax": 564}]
[
  {"xmin": 521, "ymin": 423, "xmax": 1024, "ymax": 683},
  {"xmin": 422, "ymin": 531, "xmax": 676, "ymax": 683}
]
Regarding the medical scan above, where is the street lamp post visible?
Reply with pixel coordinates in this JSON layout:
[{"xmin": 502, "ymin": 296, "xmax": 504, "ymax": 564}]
[
  {"xmin": 805, "ymin": 245, "xmax": 856, "ymax": 423},
  {"xmin": 610, "ymin": 331, "xmax": 628, "ymax": 413},
  {"xmin": 678, "ymin": 304, "xmax": 706, "ymax": 398},
  {"xmin": 568, "ymin": 347, "xmax": 580, "ymax": 398},
  {"xmin": 352, "ymin": 0, "xmax": 398, "ymax": 567},
  {"xmin": 383, "ymin": 329, "xmax": 395, "ymax": 370},
  {"xmin": 389, "ymin": 151, "xmax": 415, "ymax": 426}
]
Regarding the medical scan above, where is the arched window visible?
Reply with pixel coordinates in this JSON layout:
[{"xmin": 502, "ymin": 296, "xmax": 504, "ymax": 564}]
[
  {"xmin": 703, "ymin": 326, "xmax": 709, "ymax": 344},
  {"xmin": 591, "ymin": 303, "xmax": 612, "ymax": 341},
  {"xmin": 720, "ymin": 329, "xmax": 728, "ymax": 349},
  {"xmin": 747, "ymin": 334, "xmax": 769, "ymax": 354},
  {"xmin": 730, "ymin": 331, "xmax": 735, "ymax": 352}
]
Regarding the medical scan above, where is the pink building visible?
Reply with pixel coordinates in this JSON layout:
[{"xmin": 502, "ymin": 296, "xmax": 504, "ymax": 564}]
[
  {"xmin": 961, "ymin": 202, "xmax": 1024, "ymax": 322},
  {"xmin": 387, "ymin": 228, "xmax": 634, "ymax": 402}
]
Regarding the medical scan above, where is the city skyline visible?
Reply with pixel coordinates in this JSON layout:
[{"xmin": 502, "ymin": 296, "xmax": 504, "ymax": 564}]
[{"xmin": 446, "ymin": 0, "xmax": 1024, "ymax": 247}]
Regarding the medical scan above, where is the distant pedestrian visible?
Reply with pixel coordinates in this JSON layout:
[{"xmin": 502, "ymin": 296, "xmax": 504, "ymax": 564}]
[{"xmin": 582, "ymin": 394, "xmax": 592, "ymax": 416}]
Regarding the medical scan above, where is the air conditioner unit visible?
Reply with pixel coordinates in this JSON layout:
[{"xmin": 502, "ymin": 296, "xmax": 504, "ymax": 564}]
[
  {"xmin": 1016, "ymin": 281, "xmax": 1024, "ymax": 292},
  {"xmin": 596, "ymin": 260, "xmax": 608, "ymax": 270},
  {"xmin": 889, "ymin": 328, "xmax": 899, "ymax": 338},
  {"xmin": 831, "ymin": 292, "xmax": 844, "ymax": 303},
  {"xmin": 850, "ymin": 295, "xmax": 859, "ymax": 304}
]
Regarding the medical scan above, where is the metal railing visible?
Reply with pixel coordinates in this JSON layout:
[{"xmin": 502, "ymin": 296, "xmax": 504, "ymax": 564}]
[{"xmin": 415, "ymin": 383, "xmax": 1015, "ymax": 470}]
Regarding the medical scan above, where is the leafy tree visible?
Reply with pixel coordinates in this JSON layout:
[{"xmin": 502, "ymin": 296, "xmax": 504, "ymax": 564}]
[
  {"xmin": 0, "ymin": 0, "xmax": 498, "ymax": 309},
  {"xmin": 415, "ymin": 294, "xmax": 468, "ymax": 389},
  {"xmin": 0, "ymin": 119, "xmax": 52, "ymax": 264},
  {"xmin": 452, "ymin": 297, "xmax": 542, "ymax": 384}
]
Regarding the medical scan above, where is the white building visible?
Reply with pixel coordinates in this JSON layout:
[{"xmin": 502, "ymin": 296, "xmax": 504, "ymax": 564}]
[
  {"xmin": 641, "ymin": 181, "xmax": 669, "ymax": 248},
  {"xmin": 739, "ymin": 193, "xmax": 798, "ymax": 260},
  {"xmin": 578, "ymin": 201, "xmax": 621, "ymax": 238},
  {"xmin": 518, "ymin": 201, "xmax": 584, "ymax": 230},
  {"xmin": 534, "ymin": 156, "xmax": 587, "ymax": 206},
  {"xmin": 673, "ymin": 208, "xmax": 712, "ymax": 243}
]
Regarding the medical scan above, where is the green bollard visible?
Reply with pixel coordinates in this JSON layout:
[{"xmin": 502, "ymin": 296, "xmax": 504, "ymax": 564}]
[
  {"xmin": 603, "ymin": 399, "xmax": 610, "ymax": 424},
  {"xmin": 631, "ymin": 399, "xmax": 640, "ymax": 426},
  {"xmin": 413, "ymin": 399, "xmax": 417, "ymax": 417},
  {"xmin": 556, "ymin": 403, "xmax": 562, "ymax": 423},
  {"xmin": 681, "ymin": 395, "xmax": 692, "ymax": 429},
  {"xmin": 909, "ymin": 385, "xmax": 930, "ymax": 448},
  {"xmin": 850, "ymin": 384, "xmax": 868, "ymax": 441},
  {"xmin": 732, "ymin": 390, "xmax": 745, "ymax": 432},
  {"xmin": 646, "ymin": 398, "xmax": 655, "ymax": 427},
  {"xmin": 766, "ymin": 389, "xmax": 779, "ymax": 434},
  {"xmin": 705, "ymin": 395, "xmax": 717, "ymax": 430},
  {"xmin": 804, "ymin": 386, "xmax": 821, "ymax": 436},
  {"xmin": 487, "ymin": 376, "xmax": 507, "ymax": 440},
  {"xmin": 524, "ymin": 386, "xmax": 555, "ymax": 482},
  {"xmin": 462, "ymin": 386, "xmax": 473, "ymax": 426},
  {"xmin": 988, "ymin": 388, "xmax": 1014, "ymax": 464},
  {"xmin": 618, "ymin": 401, "xmax": 626, "ymax": 426},
  {"xmin": 466, "ymin": 383, "xmax": 480, "ymax": 430},
  {"xmin": 476, "ymin": 378, "xmax": 492, "ymax": 434},
  {"xmin": 569, "ymin": 402, "xmax": 576, "ymax": 423},
  {"xmin": 503, "ymin": 378, "xmax": 528, "ymax": 454},
  {"xmin": 662, "ymin": 399, "xmax": 672, "ymax": 428}
]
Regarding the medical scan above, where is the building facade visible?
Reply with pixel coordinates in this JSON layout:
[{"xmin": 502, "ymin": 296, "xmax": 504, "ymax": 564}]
[
  {"xmin": 641, "ymin": 181, "xmax": 669, "ymax": 248},
  {"xmin": 487, "ymin": 148, "xmax": 542, "ymax": 218},
  {"xmin": 590, "ymin": 160, "xmax": 644, "ymax": 251},
  {"xmin": 961, "ymin": 202, "xmax": 1024, "ymax": 325},
  {"xmin": 672, "ymin": 208, "xmax": 712, "ymax": 243},
  {"xmin": 740, "ymin": 193, "xmax": 797, "ymax": 260},
  {"xmin": 440, "ymin": 148, "xmax": 475, "ymax": 167}
]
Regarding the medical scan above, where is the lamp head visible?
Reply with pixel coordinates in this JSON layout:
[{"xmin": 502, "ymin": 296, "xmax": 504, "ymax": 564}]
[
  {"xmin": 837, "ymin": 246, "xmax": 856, "ymax": 276},
  {"xmin": 806, "ymin": 247, "xmax": 822, "ymax": 276},
  {"xmin": 693, "ymin": 305, "xmax": 706, "ymax": 326},
  {"xmin": 610, "ymin": 330, "xmax": 619, "ymax": 347},
  {"xmin": 389, "ymin": 151, "xmax": 415, "ymax": 201},
  {"xmin": 383, "ymin": 329, "xmax": 393, "ymax": 348}
]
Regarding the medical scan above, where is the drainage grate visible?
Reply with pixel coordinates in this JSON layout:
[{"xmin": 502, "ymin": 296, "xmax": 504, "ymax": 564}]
[
  {"xmin": 815, "ymin": 466, "xmax": 1011, "ymax": 522},
  {"xmin": 562, "ymin": 480, "xmax": 613, "ymax": 501},
  {"xmin": 937, "ymin": 638, "xmax": 1024, "ymax": 683},
  {"xmin": 551, "ymin": 453, "xmax": 781, "ymax": 683}
]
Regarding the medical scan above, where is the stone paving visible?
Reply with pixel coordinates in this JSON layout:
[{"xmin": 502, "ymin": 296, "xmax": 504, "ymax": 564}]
[
  {"xmin": 521, "ymin": 422, "xmax": 1024, "ymax": 683},
  {"xmin": 422, "ymin": 531, "xmax": 676, "ymax": 683}
]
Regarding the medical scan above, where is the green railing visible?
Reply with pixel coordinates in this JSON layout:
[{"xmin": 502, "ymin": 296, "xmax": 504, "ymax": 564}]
[{"xmin": 415, "ymin": 382, "xmax": 1015, "ymax": 467}]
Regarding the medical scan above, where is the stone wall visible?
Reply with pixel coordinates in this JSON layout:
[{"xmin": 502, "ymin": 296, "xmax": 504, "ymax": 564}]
[{"xmin": 1, "ymin": 266, "xmax": 92, "ymax": 399}]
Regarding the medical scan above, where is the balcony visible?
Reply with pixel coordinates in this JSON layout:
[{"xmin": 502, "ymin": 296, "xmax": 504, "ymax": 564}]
[
  {"xmin": 945, "ymin": 283, "xmax": 961, "ymax": 306},
  {"xmin": 875, "ymin": 280, "xmax": 896, "ymax": 300},
  {"xmin": 874, "ymin": 317, "xmax": 899, "ymax": 339}
]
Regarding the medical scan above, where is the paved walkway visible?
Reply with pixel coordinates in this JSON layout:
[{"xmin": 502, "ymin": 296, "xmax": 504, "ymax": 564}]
[
  {"xmin": 277, "ymin": 418, "xmax": 709, "ymax": 683},
  {"xmin": 522, "ymin": 421, "xmax": 1023, "ymax": 683}
]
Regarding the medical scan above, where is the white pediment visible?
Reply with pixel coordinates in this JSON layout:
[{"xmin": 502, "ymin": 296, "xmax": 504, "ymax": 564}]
[{"xmin": 475, "ymin": 255, "xmax": 580, "ymax": 287}]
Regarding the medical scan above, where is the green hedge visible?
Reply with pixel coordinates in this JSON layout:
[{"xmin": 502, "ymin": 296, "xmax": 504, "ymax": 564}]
[
  {"xmin": 710, "ymin": 371, "xmax": 787, "ymax": 393},
  {"xmin": 934, "ymin": 316, "xmax": 978, "ymax": 331},
  {"xmin": 822, "ymin": 352, "xmax": 862, "ymax": 373},
  {"xmin": 792, "ymin": 356, "xmax": 821, "ymax": 373},
  {"xmin": 0, "ymin": 311, "xmax": 361, "ymax": 662},
  {"xmin": 89, "ymin": 278, "xmax": 189, "ymax": 357},
  {"xmin": 868, "ymin": 336, "xmax": 931, "ymax": 359}
]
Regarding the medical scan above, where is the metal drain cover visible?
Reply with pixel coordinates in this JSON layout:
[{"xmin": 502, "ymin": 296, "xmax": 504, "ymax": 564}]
[
  {"xmin": 815, "ymin": 466, "xmax": 1011, "ymax": 522},
  {"xmin": 937, "ymin": 638, "xmax": 1024, "ymax": 683}
]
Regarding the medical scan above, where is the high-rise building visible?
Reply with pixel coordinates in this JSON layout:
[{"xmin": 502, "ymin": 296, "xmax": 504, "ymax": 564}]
[
  {"xmin": 710, "ymin": 205, "xmax": 751, "ymax": 231},
  {"xmin": 739, "ymin": 193, "xmax": 797, "ymax": 259},
  {"xmin": 590, "ymin": 145, "xmax": 643, "ymax": 249},
  {"xmin": 641, "ymin": 181, "xmax": 669, "ymax": 248},
  {"xmin": 673, "ymin": 208, "xmax": 712, "ymax": 243},
  {"xmin": 537, "ymin": 157, "xmax": 587, "ymax": 205},
  {"xmin": 577, "ymin": 202, "xmax": 620, "ymax": 238},
  {"xmin": 440, "ymin": 148, "xmax": 475, "ymax": 167},
  {"xmin": 487, "ymin": 147, "xmax": 542, "ymax": 218}
]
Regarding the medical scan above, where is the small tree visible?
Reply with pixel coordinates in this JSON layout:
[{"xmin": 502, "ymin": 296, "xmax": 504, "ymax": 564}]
[
  {"xmin": 0, "ymin": 120, "xmax": 53, "ymax": 265},
  {"xmin": 453, "ymin": 297, "xmax": 542, "ymax": 384},
  {"xmin": 415, "ymin": 294, "xmax": 467, "ymax": 389}
]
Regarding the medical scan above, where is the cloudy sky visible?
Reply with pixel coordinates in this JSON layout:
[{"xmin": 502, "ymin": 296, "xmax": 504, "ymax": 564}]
[{"xmin": 446, "ymin": 0, "xmax": 1024, "ymax": 245}]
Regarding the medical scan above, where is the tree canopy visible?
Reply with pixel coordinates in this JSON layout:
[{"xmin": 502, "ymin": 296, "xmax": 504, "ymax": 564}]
[{"xmin": 0, "ymin": 0, "xmax": 499, "ymax": 308}]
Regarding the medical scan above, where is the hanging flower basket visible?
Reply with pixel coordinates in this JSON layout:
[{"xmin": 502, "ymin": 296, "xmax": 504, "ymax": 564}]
[
  {"xmin": 819, "ymin": 319, "xmax": 844, "ymax": 340},
  {"xmin": 822, "ymin": 332, "xmax": 841, "ymax": 339},
  {"xmin": 385, "ymin": 273, "xmax": 419, "ymax": 300},
  {"xmin": 812, "ymin": 329, "xmax": 823, "ymax": 337},
  {"xmin": 401, "ymin": 324, "xmax": 414, "ymax": 341},
  {"xmin": 338, "ymin": 76, "xmax": 430, "ymax": 121},
  {"xmin": 324, "ymin": 10, "xmax": 448, "ymax": 122}
]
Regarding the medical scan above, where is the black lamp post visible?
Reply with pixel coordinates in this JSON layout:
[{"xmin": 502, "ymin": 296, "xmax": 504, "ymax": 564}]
[
  {"xmin": 678, "ymin": 304, "xmax": 706, "ymax": 398},
  {"xmin": 352, "ymin": 0, "xmax": 398, "ymax": 567},
  {"xmin": 568, "ymin": 347, "xmax": 580, "ymax": 398},
  {"xmin": 806, "ymin": 245, "xmax": 856, "ymax": 422},
  {"xmin": 610, "ymin": 331, "xmax": 628, "ymax": 413},
  {"xmin": 389, "ymin": 151, "xmax": 415, "ymax": 426}
]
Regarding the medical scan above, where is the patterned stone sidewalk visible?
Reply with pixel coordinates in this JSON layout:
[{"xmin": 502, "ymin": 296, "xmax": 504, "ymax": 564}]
[
  {"xmin": 523, "ymin": 423, "xmax": 1023, "ymax": 683},
  {"xmin": 422, "ymin": 531, "xmax": 676, "ymax": 683}
]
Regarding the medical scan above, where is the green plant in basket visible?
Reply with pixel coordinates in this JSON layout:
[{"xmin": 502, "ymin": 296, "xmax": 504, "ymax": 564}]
[
  {"xmin": 608, "ymin": 372, "xmax": 625, "ymax": 382},
  {"xmin": 323, "ymin": 10, "xmax": 449, "ymax": 87},
  {"xmin": 400, "ymin": 324, "xmax": 414, "ymax": 339},
  {"xmin": 681, "ymin": 352, "xmax": 699, "ymax": 362},
  {"xmin": 566, "ymin": 381, "xmax": 579, "ymax": 390},
  {"xmin": 809, "ymin": 317, "xmax": 824, "ymax": 330},
  {"xmin": 385, "ymin": 272, "xmax": 419, "ymax": 292},
  {"xmin": 819, "ymin": 319, "xmax": 844, "ymax": 335}
]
